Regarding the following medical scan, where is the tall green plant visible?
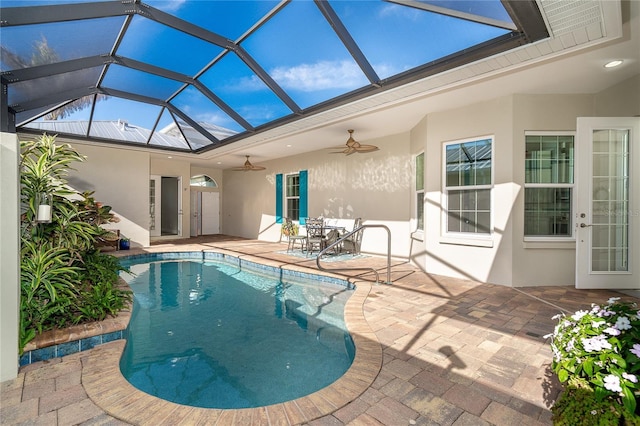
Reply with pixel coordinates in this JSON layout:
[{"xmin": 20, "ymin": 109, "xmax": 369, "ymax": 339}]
[
  {"xmin": 20, "ymin": 241, "xmax": 81, "ymax": 349},
  {"xmin": 19, "ymin": 134, "xmax": 129, "ymax": 353}
]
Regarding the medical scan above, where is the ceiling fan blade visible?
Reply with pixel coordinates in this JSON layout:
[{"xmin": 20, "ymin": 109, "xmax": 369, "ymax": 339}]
[
  {"xmin": 355, "ymin": 144, "xmax": 379, "ymax": 153},
  {"xmin": 334, "ymin": 129, "xmax": 379, "ymax": 155},
  {"xmin": 232, "ymin": 155, "xmax": 266, "ymax": 171}
]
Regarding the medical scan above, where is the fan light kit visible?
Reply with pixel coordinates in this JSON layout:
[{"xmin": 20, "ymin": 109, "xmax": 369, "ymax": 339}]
[
  {"xmin": 231, "ymin": 155, "xmax": 266, "ymax": 171},
  {"xmin": 332, "ymin": 129, "xmax": 379, "ymax": 155}
]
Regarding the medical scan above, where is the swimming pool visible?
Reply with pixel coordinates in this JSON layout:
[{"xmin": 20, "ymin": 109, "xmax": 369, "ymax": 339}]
[{"xmin": 118, "ymin": 253, "xmax": 355, "ymax": 409}]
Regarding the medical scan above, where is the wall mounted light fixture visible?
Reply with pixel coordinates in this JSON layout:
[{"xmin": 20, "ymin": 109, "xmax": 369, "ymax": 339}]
[{"xmin": 35, "ymin": 192, "xmax": 52, "ymax": 223}]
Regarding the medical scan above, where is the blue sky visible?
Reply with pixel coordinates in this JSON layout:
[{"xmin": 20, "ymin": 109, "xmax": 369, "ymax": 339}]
[{"xmin": 2, "ymin": 0, "xmax": 512, "ymax": 145}]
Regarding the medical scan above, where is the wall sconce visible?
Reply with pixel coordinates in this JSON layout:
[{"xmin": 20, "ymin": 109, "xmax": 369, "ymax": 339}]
[{"xmin": 36, "ymin": 192, "xmax": 52, "ymax": 223}]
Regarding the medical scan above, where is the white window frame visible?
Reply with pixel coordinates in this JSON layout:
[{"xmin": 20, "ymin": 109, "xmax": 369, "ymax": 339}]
[
  {"xmin": 523, "ymin": 131, "xmax": 576, "ymax": 243},
  {"xmin": 284, "ymin": 172, "xmax": 300, "ymax": 221},
  {"xmin": 441, "ymin": 136, "xmax": 494, "ymax": 247}
]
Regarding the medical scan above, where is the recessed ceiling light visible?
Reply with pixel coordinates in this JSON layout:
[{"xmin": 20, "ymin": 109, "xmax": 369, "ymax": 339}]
[
  {"xmin": 167, "ymin": 156, "xmax": 172, "ymax": 159},
  {"xmin": 217, "ymin": 161, "xmax": 222, "ymax": 165},
  {"xmin": 286, "ymin": 144, "xmax": 292, "ymax": 148},
  {"xmin": 604, "ymin": 60, "xmax": 623, "ymax": 68}
]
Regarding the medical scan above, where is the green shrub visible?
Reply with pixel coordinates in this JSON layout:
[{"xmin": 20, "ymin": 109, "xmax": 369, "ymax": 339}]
[
  {"xmin": 74, "ymin": 252, "xmax": 132, "ymax": 323},
  {"xmin": 547, "ymin": 298, "xmax": 640, "ymax": 423},
  {"xmin": 19, "ymin": 134, "xmax": 130, "ymax": 353},
  {"xmin": 552, "ymin": 379, "xmax": 624, "ymax": 425}
]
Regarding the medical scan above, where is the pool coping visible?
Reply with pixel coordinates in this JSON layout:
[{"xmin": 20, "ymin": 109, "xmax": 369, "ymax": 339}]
[{"xmin": 81, "ymin": 248, "xmax": 382, "ymax": 425}]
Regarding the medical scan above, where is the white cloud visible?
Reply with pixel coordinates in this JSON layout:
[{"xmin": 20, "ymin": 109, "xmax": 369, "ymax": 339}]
[
  {"xmin": 270, "ymin": 60, "xmax": 367, "ymax": 92},
  {"xmin": 155, "ymin": 0, "xmax": 187, "ymax": 13},
  {"xmin": 378, "ymin": 2, "xmax": 422, "ymax": 20}
]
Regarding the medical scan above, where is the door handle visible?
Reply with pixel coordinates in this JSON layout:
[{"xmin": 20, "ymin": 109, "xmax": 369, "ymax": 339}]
[{"xmin": 580, "ymin": 223, "xmax": 591, "ymax": 228}]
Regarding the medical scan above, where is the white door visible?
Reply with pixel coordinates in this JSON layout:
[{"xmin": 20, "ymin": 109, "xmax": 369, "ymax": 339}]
[
  {"xmin": 576, "ymin": 117, "xmax": 640, "ymax": 289},
  {"xmin": 202, "ymin": 192, "xmax": 220, "ymax": 235},
  {"xmin": 149, "ymin": 175, "xmax": 161, "ymax": 237}
]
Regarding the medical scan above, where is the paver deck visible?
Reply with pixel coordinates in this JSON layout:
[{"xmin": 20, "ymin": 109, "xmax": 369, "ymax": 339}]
[{"xmin": 2, "ymin": 235, "xmax": 636, "ymax": 425}]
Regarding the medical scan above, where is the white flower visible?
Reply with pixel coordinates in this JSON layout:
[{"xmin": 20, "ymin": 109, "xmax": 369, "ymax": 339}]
[
  {"xmin": 630, "ymin": 344, "xmax": 640, "ymax": 357},
  {"xmin": 608, "ymin": 297, "xmax": 621, "ymax": 304},
  {"xmin": 615, "ymin": 316, "xmax": 632, "ymax": 330},
  {"xmin": 591, "ymin": 320, "xmax": 606, "ymax": 328},
  {"xmin": 604, "ymin": 375, "xmax": 622, "ymax": 393},
  {"xmin": 622, "ymin": 372, "xmax": 638, "ymax": 383},
  {"xmin": 604, "ymin": 327, "xmax": 621, "ymax": 336},
  {"xmin": 582, "ymin": 335, "xmax": 612, "ymax": 352},
  {"xmin": 572, "ymin": 310, "xmax": 589, "ymax": 320}
]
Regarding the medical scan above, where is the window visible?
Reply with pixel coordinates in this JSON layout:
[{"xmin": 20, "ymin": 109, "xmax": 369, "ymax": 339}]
[
  {"xmin": 415, "ymin": 152, "xmax": 424, "ymax": 231},
  {"xmin": 285, "ymin": 173, "xmax": 300, "ymax": 221},
  {"xmin": 275, "ymin": 170, "xmax": 307, "ymax": 224},
  {"xmin": 444, "ymin": 137, "xmax": 492, "ymax": 235},
  {"xmin": 524, "ymin": 133, "xmax": 574, "ymax": 238},
  {"xmin": 190, "ymin": 175, "xmax": 217, "ymax": 187}
]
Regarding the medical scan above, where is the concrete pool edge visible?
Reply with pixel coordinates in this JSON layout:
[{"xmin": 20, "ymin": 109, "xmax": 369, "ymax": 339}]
[{"xmin": 83, "ymin": 249, "xmax": 383, "ymax": 425}]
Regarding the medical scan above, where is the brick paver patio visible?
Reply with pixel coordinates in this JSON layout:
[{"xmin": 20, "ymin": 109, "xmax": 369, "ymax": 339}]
[{"xmin": 2, "ymin": 236, "xmax": 635, "ymax": 425}]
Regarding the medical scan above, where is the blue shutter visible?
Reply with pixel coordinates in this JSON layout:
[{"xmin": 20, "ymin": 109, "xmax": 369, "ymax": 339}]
[
  {"xmin": 276, "ymin": 173, "xmax": 283, "ymax": 224},
  {"xmin": 299, "ymin": 170, "xmax": 308, "ymax": 225}
]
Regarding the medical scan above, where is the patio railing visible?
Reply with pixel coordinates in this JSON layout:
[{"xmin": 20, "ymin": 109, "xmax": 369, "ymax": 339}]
[{"xmin": 315, "ymin": 224, "xmax": 392, "ymax": 285}]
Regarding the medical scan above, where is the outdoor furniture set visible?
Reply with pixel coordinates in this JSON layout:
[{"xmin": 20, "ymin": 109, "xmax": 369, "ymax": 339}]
[{"xmin": 283, "ymin": 217, "xmax": 363, "ymax": 256}]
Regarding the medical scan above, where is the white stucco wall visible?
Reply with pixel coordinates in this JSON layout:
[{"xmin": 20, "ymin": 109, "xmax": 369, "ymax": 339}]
[
  {"xmin": 510, "ymin": 94, "xmax": 595, "ymax": 286},
  {"xmin": 594, "ymin": 74, "xmax": 640, "ymax": 117},
  {"xmin": 409, "ymin": 76, "xmax": 638, "ymax": 287},
  {"xmin": 221, "ymin": 133, "xmax": 414, "ymax": 258},
  {"xmin": 66, "ymin": 142, "xmax": 151, "ymax": 247},
  {"xmin": 0, "ymin": 132, "xmax": 20, "ymax": 381},
  {"xmin": 420, "ymin": 96, "xmax": 517, "ymax": 286}
]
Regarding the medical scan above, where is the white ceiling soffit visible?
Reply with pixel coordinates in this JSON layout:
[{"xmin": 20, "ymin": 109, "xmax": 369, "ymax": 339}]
[{"xmin": 193, "ymin": 0, "xmax": 623, "ymax": 160}]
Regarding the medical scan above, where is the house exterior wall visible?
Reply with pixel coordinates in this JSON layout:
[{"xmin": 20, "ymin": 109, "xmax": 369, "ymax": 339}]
[
  {"xmin": 594, "ymin": 74, "xmax": 640, "ymax": 117},
  {"xmin": 419, "ymin": 96, "xmax": 517, "ymax": 286},
  {"xmin": 409, "ymin": 75, "xmax": 638, "ymax": 287},
  {"xmin": 221, "ymin": 132, "xmax": 414, "ymax": 258},
  {"xmin": 510, "ymin": 94, "xmax": 595, "ymax": 286},
  {"xmin": 67, "ymin": 143, "xmax": 151, "ymax": 247}
]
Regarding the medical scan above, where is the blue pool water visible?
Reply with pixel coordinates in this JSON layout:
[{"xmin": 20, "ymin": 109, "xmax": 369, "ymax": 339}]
[{"xmin": 118, "ymin": 257, "xmax": 355, "ymax": 409}]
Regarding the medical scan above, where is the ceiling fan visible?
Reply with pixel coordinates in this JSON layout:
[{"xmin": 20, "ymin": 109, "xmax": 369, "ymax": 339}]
[
  {"xmin": 230, "ymin": 155, "xmax": 266, "ymax": 171},
  {"xmin": 331, "ymin": 129, "xmax": 379, "ymax": 155}
]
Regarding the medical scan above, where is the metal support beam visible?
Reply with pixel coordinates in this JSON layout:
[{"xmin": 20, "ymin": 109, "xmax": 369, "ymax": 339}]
[
  {"xmin": 314, "ymin": 1, "xmax": 381, "ymax": 86},
  {"xmin": 386, "ymin": 0, "xmax": 517, "ymax": 31},
  {"xmin": 234, "ymin": 45, "xmax": 301, "ymax": 114},
  {"xmin": 0, "ymin": 1, "xmax": 131, "ymax": 26},
  {"xmin": 165, "ymin": 104, "xmax": 221, "ymax": 146},
  {"xmin": 1, "ymin": 56, "xmax": 106, "ymax": 83},
  {"xmin": 1, "ymin": 80, "xmax": 15, "ymax": 133}
]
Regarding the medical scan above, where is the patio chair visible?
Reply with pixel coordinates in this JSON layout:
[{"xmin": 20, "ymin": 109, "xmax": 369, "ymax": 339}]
[
  {"xmin": 283, "ymin": 217, "xmax": 306, "ymax": 252},
  {"xmin": 342, "ymin": 218, "xmax": 363, "ymax": 255},
  {"xmin": 323, "ymin": 228, "xmax": 341, "ymax": 254},
  {"xmin": 305, "ymin": 218, "xmax": 325, "ymax": 255}
]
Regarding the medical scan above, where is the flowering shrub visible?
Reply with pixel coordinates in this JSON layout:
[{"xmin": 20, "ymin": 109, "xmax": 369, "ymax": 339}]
[
  {"xmin": 281, "ymin": 222, "xmax": 299, "ymax": 237},
  {"xmin": 547, "ymin": 297, "xmax": 640, "ymax": 418}
]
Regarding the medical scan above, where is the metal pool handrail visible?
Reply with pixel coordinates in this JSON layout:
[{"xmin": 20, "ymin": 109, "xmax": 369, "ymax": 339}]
[{"xmin": 316, "ymin": 224, "xmax": 392, "ymax": 285}]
